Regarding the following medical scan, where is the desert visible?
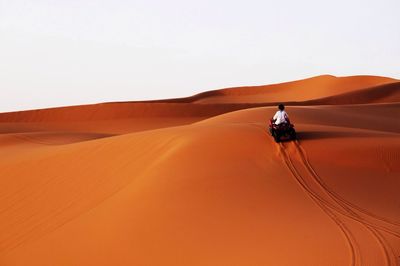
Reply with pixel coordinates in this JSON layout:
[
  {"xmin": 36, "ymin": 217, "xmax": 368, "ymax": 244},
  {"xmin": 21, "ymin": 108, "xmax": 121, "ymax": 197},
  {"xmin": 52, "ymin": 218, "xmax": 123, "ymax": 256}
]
[{"xmin": 0, "ymin": 75, "xmax": 399, "ymax": 265}]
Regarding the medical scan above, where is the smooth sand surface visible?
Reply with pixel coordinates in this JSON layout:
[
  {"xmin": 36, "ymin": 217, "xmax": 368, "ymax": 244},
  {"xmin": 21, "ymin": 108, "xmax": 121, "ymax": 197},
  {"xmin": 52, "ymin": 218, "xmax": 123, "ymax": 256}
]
[{"xmin": 0, "ymin": 75, "xmax": 399, "ymax": 265}]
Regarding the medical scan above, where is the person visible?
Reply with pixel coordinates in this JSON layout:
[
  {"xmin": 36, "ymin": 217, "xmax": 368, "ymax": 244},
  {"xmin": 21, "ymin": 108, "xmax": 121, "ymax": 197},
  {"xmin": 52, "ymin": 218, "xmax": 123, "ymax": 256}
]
[{"xmin": 273, "ymin": 104, "xmax": 289, "ymax": 125}]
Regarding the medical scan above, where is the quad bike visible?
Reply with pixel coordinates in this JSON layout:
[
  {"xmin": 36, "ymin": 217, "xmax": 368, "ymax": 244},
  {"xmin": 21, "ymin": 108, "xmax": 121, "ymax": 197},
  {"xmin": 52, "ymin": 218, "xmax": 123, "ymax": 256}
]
[{"xmin": 268, "ymin": 119, "xmax": 296, "ymax": 142}]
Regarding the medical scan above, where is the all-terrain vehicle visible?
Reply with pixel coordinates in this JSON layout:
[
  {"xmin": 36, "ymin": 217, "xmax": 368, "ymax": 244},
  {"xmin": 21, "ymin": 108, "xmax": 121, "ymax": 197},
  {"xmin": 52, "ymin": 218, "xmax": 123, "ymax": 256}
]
[{"xmin": 268, "ymin": 119, "xmax": 297, "ymax": 142}]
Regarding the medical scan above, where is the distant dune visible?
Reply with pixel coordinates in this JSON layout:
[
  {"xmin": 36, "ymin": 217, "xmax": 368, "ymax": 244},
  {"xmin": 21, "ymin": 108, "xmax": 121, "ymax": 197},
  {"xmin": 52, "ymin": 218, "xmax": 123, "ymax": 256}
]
[{"xmin": 0, "ymin": 75, "xmax": 399, "ymax": 265}]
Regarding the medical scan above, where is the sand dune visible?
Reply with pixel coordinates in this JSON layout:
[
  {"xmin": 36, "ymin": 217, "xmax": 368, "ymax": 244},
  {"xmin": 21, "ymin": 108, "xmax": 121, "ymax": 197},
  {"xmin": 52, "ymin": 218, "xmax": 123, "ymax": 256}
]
[
  {"xmin": 190, "ymin": 75, "xmax": 398, "ymax": 103},
  {"xmin": 0, "ymin": 76, "xmax": 397, "ymax": 125},
  {"xmin": 0, "ymin": 75, "xmax": 399, "ymax": 265},
  {"xmin": 305, "ymin": 81, "xmax": 400, "ymax": 105}
]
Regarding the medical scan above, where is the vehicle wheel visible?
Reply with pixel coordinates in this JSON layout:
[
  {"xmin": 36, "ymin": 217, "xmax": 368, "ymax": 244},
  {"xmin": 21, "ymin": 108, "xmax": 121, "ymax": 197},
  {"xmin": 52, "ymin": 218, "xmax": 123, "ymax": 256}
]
[
  {"xmin": 290, "ymin": 129, "xmax": 297, "ymax": 140},
  {"xmin": 274, "ymin": 133, "xmax": 281, "ymax": 143}
]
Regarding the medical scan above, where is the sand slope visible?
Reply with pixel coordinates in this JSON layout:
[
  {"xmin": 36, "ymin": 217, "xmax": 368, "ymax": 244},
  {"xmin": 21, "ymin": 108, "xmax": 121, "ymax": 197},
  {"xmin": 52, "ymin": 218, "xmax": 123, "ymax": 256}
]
[{"xmin": 0, "ymin": 75, "xmax": 399, "ymax": 265}]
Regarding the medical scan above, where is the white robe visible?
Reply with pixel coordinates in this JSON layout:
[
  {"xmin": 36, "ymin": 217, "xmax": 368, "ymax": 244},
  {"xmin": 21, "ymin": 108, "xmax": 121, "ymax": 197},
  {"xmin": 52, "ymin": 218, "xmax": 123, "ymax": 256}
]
[{"xmin": 273, "ymin": 110, "xmax": 289, "ymax": 125}]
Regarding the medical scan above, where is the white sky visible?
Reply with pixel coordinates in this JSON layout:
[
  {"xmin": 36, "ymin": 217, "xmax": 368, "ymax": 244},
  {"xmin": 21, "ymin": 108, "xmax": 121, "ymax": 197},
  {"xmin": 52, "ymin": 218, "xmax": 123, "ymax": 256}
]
[{"xmin": 1, "ymin": 0, "xmax": 399, "ymax": 112}]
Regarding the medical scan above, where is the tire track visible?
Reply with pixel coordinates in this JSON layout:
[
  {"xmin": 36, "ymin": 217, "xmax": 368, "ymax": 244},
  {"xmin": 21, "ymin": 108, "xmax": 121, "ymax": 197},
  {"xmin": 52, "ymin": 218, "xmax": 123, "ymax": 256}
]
[
  {"xmin": 295, "ymin": 140, "xmax": 400, "ymax": 228},
  {"xmin": 276, "ymin": 142, "xmax": 400, "ymax": 240},
  {"xmin": 291, "ymin": 140, "xmax": 399, "ymax": 266},
  {"xmin": 278, "ymin": 143, "xmax": 359, "ymax": 266}
]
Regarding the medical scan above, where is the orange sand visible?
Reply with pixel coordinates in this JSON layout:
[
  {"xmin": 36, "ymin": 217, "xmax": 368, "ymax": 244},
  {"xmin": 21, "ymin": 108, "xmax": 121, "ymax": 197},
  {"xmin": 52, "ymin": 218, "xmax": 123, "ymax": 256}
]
[{"xmin": 0, "ymin": 75, "xmax": 399, "ymax": 265}]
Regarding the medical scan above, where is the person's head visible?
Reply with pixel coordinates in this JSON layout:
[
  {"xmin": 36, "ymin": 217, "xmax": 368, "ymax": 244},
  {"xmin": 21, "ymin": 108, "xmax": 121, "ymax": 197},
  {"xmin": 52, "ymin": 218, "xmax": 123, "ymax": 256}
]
[{"xmin": 278, "ymin": 104, "xmax": 285, "ymax": 111}]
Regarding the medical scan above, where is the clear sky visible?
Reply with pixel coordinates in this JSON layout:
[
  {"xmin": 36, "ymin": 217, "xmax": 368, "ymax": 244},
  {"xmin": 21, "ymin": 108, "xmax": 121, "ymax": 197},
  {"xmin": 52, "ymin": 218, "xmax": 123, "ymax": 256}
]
[{"xmin": 1, "ymin": 0, "xmax": 399, "ymax": 112}]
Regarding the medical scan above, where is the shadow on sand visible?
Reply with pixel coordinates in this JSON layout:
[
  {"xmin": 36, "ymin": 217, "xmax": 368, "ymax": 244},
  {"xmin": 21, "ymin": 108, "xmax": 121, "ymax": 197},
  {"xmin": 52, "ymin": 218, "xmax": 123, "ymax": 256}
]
[{"xmin": 296, "ymin": 130, "xmax": 388, "ymax": 141}]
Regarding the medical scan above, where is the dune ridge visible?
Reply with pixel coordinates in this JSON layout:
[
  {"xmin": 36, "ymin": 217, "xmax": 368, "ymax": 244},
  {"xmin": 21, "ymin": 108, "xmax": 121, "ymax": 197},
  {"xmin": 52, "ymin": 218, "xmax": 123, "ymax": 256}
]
[
  {"xmin": 0, "ymin": 76, "xmax": 398, "ymax": 124},
  {"xmin": 0, "ymin": 75, "xmax": 399, "ymax": 265}
]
